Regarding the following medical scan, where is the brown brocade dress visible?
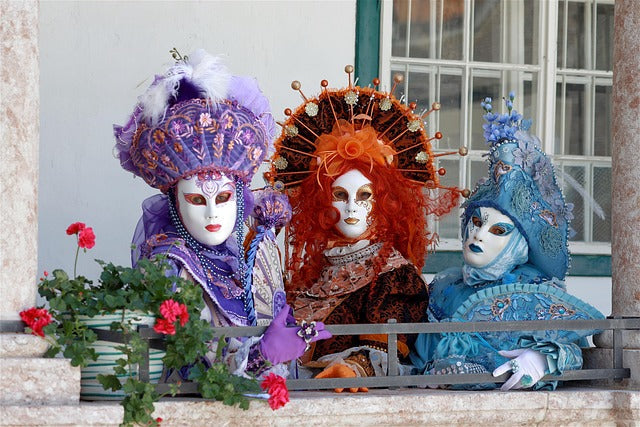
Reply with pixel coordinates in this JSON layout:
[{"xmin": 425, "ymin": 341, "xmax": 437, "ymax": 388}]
[{"xmin": 291, "ymin": 240, "xmax": 429, "ymax": 374}]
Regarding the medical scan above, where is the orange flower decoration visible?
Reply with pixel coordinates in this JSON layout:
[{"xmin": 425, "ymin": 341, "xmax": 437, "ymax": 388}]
[{"xmin": 314, "ymin": 120, "xmax": 395, "ymax": 179}]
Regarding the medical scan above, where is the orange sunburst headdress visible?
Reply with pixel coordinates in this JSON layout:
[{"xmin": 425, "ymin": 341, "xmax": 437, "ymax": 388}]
[{"xmin": 267, "ymin": 66, "xmax": 468, "ymax": 208}]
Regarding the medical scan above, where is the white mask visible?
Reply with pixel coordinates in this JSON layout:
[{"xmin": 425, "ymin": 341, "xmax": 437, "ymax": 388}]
[
  {"xmin": 331, "ymin": 169, "xmax": 374, "ymax": 239},
  {"xmin": 463, "ymin": 207, "xmax": 516, "ymax": 268},
  {"xmin": 177, "ymin": 172, "xmax": 237, "ymax": 246}
]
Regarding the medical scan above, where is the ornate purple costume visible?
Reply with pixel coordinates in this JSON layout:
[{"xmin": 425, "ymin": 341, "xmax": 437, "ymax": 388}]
[{"xmin": 114, "ymin": 50, "xmax": 328, "ymax": 379}]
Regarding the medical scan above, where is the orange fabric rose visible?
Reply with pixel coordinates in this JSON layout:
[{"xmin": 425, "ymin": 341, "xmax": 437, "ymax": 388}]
[{"xmin": 314, "ymin": 120, "xmax": 395, "ymax": 178}]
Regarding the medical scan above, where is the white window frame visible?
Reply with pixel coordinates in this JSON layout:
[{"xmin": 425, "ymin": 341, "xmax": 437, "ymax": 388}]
[{"xmin": 379, "ymin": 0, "xmax": 612, "ymax": 255}]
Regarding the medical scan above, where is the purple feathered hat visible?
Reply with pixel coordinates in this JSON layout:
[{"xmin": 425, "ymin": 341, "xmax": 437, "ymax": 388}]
[{"xmin": 114, "ymin": 49, "xmax": 276, "ymax": 192}]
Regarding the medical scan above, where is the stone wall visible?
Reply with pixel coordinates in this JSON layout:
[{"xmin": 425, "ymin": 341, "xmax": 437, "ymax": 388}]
[{"xmin": 1, "ymin": 388, "xmax": 639, "ymax": 426}]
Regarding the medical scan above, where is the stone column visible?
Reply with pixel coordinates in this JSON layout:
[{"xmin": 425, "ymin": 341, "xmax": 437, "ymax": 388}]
[
  {"xmin": 0, "ymin": 0, "xmax": 79, "ymax": 405},
  {"xmin": 611, "ymin": 0, "xmax": 640, "ymax": 317},
  {"xmin": 591, "ymin": 0, "xmax": 640, "ymax": 387},
  {"xmin": 0, "ymin": 0, "xmax": 43, "ymax": 339}
]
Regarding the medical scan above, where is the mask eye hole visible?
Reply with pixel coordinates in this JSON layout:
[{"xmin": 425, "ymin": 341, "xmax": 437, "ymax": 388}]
[
  {"xmin": 356, "ymin": 191, "xmax": 372, "ymax": 201},
  {"xmin": 356, "ymin": 184, "xmax": 374, "ymax": 202},
  {"xmin": 332, "ymin": 187, "xmax": 349, "ymax": 202},
  {"xmin": 215, "ymin": 191, "xmax": 232, "ymax": 204},
  {"xmin": 472, "ymin": 216, "xmax": 482, "ymax": 228},
  {"xmin": 489, "ymin": 225, "xmax": 506, "ymax": 235},
  {"xmin": 489, "ymin": 222, "xmax": 514, "ymax": 236},
  {"xmin": 184, "ymin": 194, "xmax": 206, "ymax": 206}
]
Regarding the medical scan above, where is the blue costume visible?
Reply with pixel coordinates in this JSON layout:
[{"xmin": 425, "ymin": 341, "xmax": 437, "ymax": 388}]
[{"xmin": 411, "ymin": 95, "xmax": 604, "ymax": 390}]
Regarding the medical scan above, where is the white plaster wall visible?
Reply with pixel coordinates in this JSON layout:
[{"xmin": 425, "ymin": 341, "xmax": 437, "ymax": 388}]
[{"xmin": 38, "ymin": 0, "xmax": 356, "ymax": 280}]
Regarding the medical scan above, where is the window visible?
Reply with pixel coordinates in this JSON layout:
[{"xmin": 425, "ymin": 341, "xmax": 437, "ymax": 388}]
[{"xmin": 378, "ymin": 0, "xmax": 613, "ymax": 256}]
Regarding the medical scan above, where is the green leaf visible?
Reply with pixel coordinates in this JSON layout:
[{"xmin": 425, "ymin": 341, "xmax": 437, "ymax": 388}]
[{"xmin": 97, "ymin": 374, "xmax": 122, "ymax": 391}]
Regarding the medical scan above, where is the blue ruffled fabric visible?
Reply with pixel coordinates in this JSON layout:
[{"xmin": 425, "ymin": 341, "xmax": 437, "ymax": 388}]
[{"xmin": 411, "ymin": 267, "xmax": 604, "ymax": 390}]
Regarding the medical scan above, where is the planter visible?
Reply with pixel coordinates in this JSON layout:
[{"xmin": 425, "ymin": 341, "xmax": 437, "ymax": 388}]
[{"xmin": 78, "ymin": 311, "xmax": 165, "ymax": 401}]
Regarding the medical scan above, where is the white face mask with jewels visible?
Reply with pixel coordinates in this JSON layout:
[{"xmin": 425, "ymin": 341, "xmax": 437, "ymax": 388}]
[
  {"xmin": 177, "ymin": 173, "xmax": 237, "ymax": 246},
  {"xmin": 331, "ymin": 169, "xmax": 374, "ymax": 240},
  {"xmin": 463, "ymin": 207, "xmax": 516, "ymax": 268}
]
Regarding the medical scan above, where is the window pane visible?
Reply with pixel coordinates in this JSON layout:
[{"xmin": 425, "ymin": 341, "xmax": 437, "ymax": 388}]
[
  {"xmin": 594, "ymin": 85, "xmax": 612, "ymax": 157},
  {"xmin": 473, "ymin": 0, "xmax": 502, "ymax": 63},
  {"xmin": 564, "ymin": 83, "xmax": 587, "ymax": 156},
  {"xmin": 407, "ymin": 70, "xmax": 431, "ymax": 107},
  {"xmin": 555, "ymin": 83, "xmax": 563, "ymax": 154},
  {"xmin": 522, "ymin": 77, "xmax": 538, "ymax": 127},
  {"xmin": 392, "ymin": 0, "xmax": 409, "ymax": 57},
  {"xmin": 471, "ymin": 75, "xmax": 501, "ymax": 150},
  {"xmin": 596, "ymin": 3, "xmax": 614, "ymax": 71},
  {"xmin": 593, "ymin": 166, "xmax": 611, "ymax": 242},
  {"xmin": 523, "ymin": 0, "xmax": 540, "ymax": 65},
  {"xmin": 438, "ymin": 74, "xmax": 462, "ymax": 148},
  {"xmin": 469, "ymin": 159, "xmax": 487, "ymax": 190},
  {"xmin": 408, "ymin": 0, "xmax": 429, "ymax": 58},
  {"xmin": 565, "ymin": 1, "xmax": 587, "ymax": 69},
  {"xmin": 436, "ymin": 158, "xmax": 460, "ymax": 239},
  {"xmin": 563, "ymin": 165, "xmax": 586, "ymax": 242},
  {"xmin": 440, "ymin": 0, "xmax": 465, "ymax": 60},
  {"xmin": 407, "ymin": 0, "xmax": 465, "ymax": 60},
  {"xmin": 557, "ymin": 2, "xmax": 565, "ymax": 68}
]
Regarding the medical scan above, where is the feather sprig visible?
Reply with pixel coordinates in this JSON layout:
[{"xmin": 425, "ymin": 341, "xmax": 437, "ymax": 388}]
[{"xmin": 138, "ymin": 49, "xmax": 231, "ymax": 125}]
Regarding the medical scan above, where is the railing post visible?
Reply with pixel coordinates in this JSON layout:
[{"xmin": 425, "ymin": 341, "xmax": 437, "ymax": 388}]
[
  {"xmin": 138, "ymin": 325, "xmax": 150, "ymax": 383},
  {"xmin": 386, "ymin": 319, "xmax": 398, "ymax": 378},
  {"xmin": 612, "ymin": 317, "xmax": 624, "ymax": 383}
]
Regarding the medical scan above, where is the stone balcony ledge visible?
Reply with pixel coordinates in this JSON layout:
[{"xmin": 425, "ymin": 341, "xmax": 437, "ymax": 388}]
[{"xmin": 1, "ymin": 387, "xmax": 638, "ymax": 426}]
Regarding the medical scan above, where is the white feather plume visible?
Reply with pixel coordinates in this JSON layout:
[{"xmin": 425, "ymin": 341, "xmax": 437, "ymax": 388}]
[
  {"xmin": 187, "ymin": 49, "xmax": 230, "ymax": 102},
  {"xmin": 138, "ymin": 49, "xmax": 231, "ymax": 125}
]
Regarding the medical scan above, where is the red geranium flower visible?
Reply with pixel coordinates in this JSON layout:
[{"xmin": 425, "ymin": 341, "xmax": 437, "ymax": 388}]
[
  {"xmin": 159, "ymin": 299, "xmax": 181, "ymax": 323},
  {"xmin": 159, "ymin": 299, "xmax": 189, "ymax": 327},
  {"xmin": 66, "ymin": 222, "xmax": 86, "ymax": 235},
  {"xmin": 260, "ymin": 373, "xmax": 289, "ymax": 410},
  {"xmin": 19, "ymin": 307, "xmax": 52, "ymax": 337},
  {"xmin": 78, "ymin": 227, "xmax": 96, "ymax": 249},
  {"xmin": 153, "ymin": 318, "xmax": 176, "ymax": 335},
  {"xmin": 178, "ymin": 304, "xmax": 189, "ymax": 327}
]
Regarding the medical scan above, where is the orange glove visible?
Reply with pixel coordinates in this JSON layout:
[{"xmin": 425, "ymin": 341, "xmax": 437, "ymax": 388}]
[{"xmin": 315, "ymin": 363, "xmax": 368, "ymax": 393}]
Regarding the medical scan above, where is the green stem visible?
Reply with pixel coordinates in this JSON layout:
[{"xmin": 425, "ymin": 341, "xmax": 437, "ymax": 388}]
[
  {"xmin": 73, "ymin": 240, "xmax": 80, "ymax": 279},
  {"xmin": 121, "ymin": 309, "xmax": 133, "ymax": 379}
]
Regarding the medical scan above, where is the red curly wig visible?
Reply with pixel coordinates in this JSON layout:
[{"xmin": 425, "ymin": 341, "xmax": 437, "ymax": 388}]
[{"xmin": 287, "ymin": 158, "xmax": 435, "ymax": 291}]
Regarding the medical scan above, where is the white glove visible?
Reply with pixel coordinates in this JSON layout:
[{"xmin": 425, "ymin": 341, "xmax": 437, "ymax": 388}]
[{"xmin": 492, "ymin": 348, "xmax": 548, "ymax": 391}]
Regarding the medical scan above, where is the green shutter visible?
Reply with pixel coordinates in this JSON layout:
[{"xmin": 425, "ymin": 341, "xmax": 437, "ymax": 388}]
[{"xmin": 355, "ymin": 0, "xmax": 381, "ymax": 85}]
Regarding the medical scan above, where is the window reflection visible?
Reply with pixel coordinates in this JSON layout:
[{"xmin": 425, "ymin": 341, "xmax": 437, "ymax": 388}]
[
  {"xmin": 439, "ymin": 74, "xmax": 462, "ymax": 147},
  {"xmin": 473, "ymin": 0, "xmax": 502, "ymax": 63},
  {"xmin": 593, "ymin": 167, "xmax": 611, "ymax": 242},
  {"xmin": 594, "ymin": 85, "xmax": 612, "ymax": 157},
  {"xmin": 565, "ymin": 83, "xmax": 587, "ymax": 156},
  {"xmin": 435, "ymin": 158, "xmax": 460, "ymax": 239},
  {"xmin": 596, "ymin": 4, "xmax": 614, "ymax": 71},
  {"xmin": 563, "ymin": 165, "xmax": 586, "ymax": 242},
  {"xmin": 392, "ymin": 0, "xmax": 409, "ymax": 57}
]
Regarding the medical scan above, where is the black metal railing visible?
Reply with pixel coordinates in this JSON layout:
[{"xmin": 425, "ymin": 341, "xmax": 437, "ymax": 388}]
[{"xmin": 3, "ymin": 317, "xmax": 638, "ymax": 393}]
